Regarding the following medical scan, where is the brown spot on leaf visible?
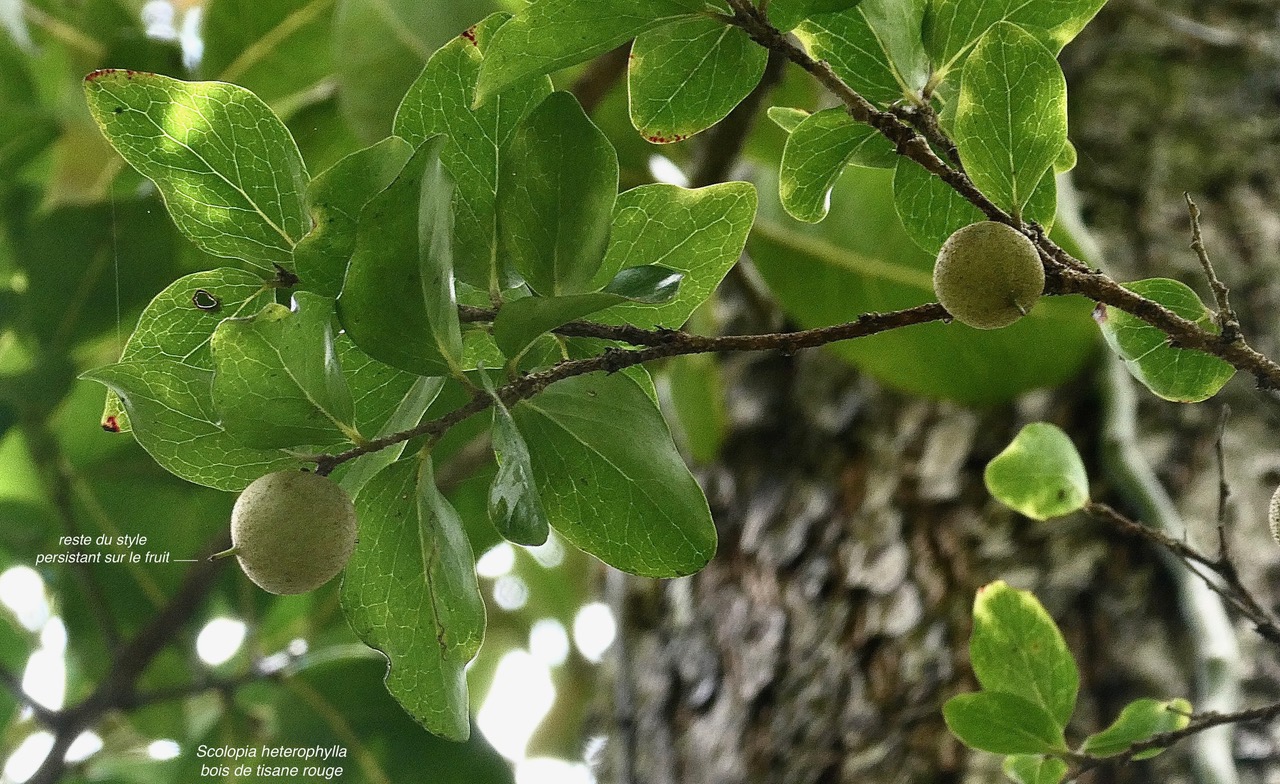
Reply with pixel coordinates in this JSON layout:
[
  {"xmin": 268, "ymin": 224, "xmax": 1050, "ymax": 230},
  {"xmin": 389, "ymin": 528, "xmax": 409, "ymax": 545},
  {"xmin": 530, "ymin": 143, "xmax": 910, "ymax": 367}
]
[{"xmin": 102, "ymin": 416, "xmax": 121, "ymax": 433}]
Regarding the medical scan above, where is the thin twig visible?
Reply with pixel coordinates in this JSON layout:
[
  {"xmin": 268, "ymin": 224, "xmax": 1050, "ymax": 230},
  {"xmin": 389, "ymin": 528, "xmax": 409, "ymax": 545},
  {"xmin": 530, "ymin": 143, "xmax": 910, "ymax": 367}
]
[
  {"xmin": 1067, "ymin": 700, "xmax": 1280, "ymax": 779},
  {"xmin": 1096, "ymin": 357, "xmax": 1243, "ymax": 784},
  {"xmin": 1186, "ymin": 194, "xmax": 1241, "ymax": 342},
  {"xmin": 1214, "ymin": 405, "xmax": 1232, "ymax": 562},
  {"xmin": 313, "ymin": 303, "xmax": 948, "ymax": 475},
  {"xmin": 1086, "ymin": 501, "xmax": 1280, "ymax": 646},
  {"xmin": 891, "ymin": 102, "xmax": 963, "ymax": 169}
]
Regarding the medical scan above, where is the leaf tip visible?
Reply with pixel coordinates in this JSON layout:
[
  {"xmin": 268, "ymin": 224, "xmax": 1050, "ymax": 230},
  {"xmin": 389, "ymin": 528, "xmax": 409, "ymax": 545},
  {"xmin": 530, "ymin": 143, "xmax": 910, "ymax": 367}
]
[{"xmin": 84, "ymin": 68, "xmax": 148, "ymax": 85}]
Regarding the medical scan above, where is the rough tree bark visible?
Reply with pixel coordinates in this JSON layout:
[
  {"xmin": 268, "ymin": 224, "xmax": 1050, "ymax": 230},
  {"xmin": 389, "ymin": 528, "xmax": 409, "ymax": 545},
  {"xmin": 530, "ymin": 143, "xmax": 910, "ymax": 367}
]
[{"xmin": 602, "ymin": 2, "xmax": 1280, "ymax": 782}]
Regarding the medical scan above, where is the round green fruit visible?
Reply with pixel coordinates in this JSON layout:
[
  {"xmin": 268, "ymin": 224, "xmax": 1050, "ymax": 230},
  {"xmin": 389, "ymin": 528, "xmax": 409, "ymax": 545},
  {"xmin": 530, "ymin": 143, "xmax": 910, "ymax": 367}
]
[
  {"xmin": 230, "ymin": 470, "xmax": 357, "ymax": 595},
  {"xmin": 933, "ymin": 221, "xmax": 1045, "ymax": 330}
]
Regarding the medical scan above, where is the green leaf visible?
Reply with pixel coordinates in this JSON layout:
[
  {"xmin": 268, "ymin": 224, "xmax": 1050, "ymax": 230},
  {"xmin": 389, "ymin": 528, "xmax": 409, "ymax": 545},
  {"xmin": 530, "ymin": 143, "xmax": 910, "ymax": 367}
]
[
  {"xmin": 1003, "ymin": 755, "xmax": 1069, "ymax": 784},
  {"xmin": 293, "ymin": 137, "xmax": 414, "ymax": 298},
  {"xmin": 211, "ymin": 292, "xmax": 356, "ymax": 448},
  {"xmin": 1054, "ymin": 139, "xmax": 1077, "ymax": 173},
  {"xmin": 499, "ymin": 92, "xmax": 618, "ymax": 296},
  {"xmin": 332, "ymin": 0, "xmax": 499, "ymax": 141},
  {"xmin": 512, "ymin": 373, "xmax": 716, "ymax": 577},
  {"xmin": 341, "ymin": 457, "xmax": 485, "ymax": 740},
  {"xmin": 794, "ymin": 8, "xmax": 907, "ymax": 107},
  {"xmin": 338, "ymin": 136, "xmax": 464, "ymax": 376},
  {"xmin": 487, "ymin": 390, "xmax": 550, "ymax": 547},
  {"xmin": 984, "ymin": 422, "xmax": 1089, "ymax": 521},
  {"xmin": 492, "ymin": 265, "xmax": 682, "ymax": 360},
  {"xmin": 780, "ymin": 107, "xmax": 896, "ymax": 223},
  {"xmin": 969, "ymin": 580, "xmax": 1079, "ymax": 727},
  {"xmin": 199, "ymin": 0, "xmax": 335, "ymax": 106},
  {"xmin": 394, "ymin": 13, "xmax": 554, "ymax": 293},
  {"xmin": 1098, "ymin": 278, "xmax": 1236, "ymax": 403},
  {"xmin": 100, "ymin": 268, "xmax": 275, "ymax": 432},
  {"xmin": 893, "ymin": 158, "xmax": 982, "ymax": 253},
  {"xmin": 83, "ymin": 70, "xmax": 309, "ymax": 270},
  {"xmin": 924, "ymin": 0, "xmax": 1107, "ymax": 73},
  {"xmin": 338, "ymin": 335, "xmax": 442, "ymax": 439},
  {"xmin": 953, "ymin": 23, "xmax": 1067, "ymax": 217},
  {"xmin": 473, "ymin": 0, "xmax": 701, "ymax": 105},
  {"xmin": 768, "ymin": 0, "xmax": 864, "ymax": 32},
  {"xmin": 750, "ymin": 165, "xmax": 1095, "ymax": 404},
  {"xmin": 595, "ymin": 182, "xmax": 758, "ymax": 329},
  {"xmin": 767, "ymin": 106, "xmax": 810, "ymax": 133},
  {"xmin": 893, "ymin": 161, "xmax": 1057, "ymax": 254},
  {"xmin": 82, "ymin": 360, "xmax": 301, "ymax": 491},
  {"xmin": 628, "ymin": 16, "xmax": 767, "ymax": 143},
  {"xmin": 943, "ymin": 692, "xmax": 1067, "ymax": 754},
  {"xmin": 1081, "ymin": 698, "xmax": 1192, "ymax": 759},
  {"xmin": 858, "ymin": 0, "xmax": 931, "ymax": 95},
  {"xmin": 332, "ymin": 335, "xmax": 446, "ymax": 496}
]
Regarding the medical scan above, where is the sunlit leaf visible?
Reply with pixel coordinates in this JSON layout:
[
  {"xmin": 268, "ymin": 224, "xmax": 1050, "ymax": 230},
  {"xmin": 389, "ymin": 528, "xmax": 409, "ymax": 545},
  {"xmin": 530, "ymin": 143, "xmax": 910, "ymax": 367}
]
[
  {"xmin": 943, "ymin": 692, "xmax": 1066, "ymax": 754},
  {"xmin": 628, "ymin": 16, "xmax": 767, "ymax": 143},
  {"xmin": 780, "ymin": 107, "xmax": 895, "ymax": 223},
  {"xmin": 768, "ymin": 0, "xmax": 864, "ymax": 32},
  {"xmin": 100, "ymin": 268, "xmax": 275, "ymax": 433},
  {"xmin": 953, "ymin": 23, "xmax": 1067, "ymax": 217},
  {"xmin": 394, "ymin": 12, "xmax": 553, "ymax": 293},
  {"xmin": 1098, "ymin": 278, "xmax": 1236, "ymax": 403},
  {"xmin": 925, "ymin": 0, "xmax": 1107, "ymax": 75},
  {"xmin": 474, "ymin": 0, "xmax": 702, "ymax": 104},
  {"xmin": 82, "ymin": 359, "xmax": 301, "ymax": 492},
  {"xmin": 211, "ymin": 292, "xmax": 355, "ymax": 448},
  {"xmin": 83, "ymin": 70, "xmax": 309, "ymax": 270},
  {"xmin": 1081, "ymin": 698, "xmax": 1193, "ymax": 759},
  {"xmin": 969, "ymin": 580, "xmax": 1079, "ymax": 727},
  {"xmin": 984, "ymin": 422, "xmax": 1088, "ymax": 521},
  {"xmin": 1003, "ymin": 755, "xmax": 1068, "ymax": 784},
  {"xmin": 595, "ymin": 182, "xmax": 757, "ymax": 329},
  {"xmin": 293, "ymin": 137, "xmax": 414, "ymax": 298},
  {"xmin": 513, "ymin": 372, "xmax": 716, "ymax": 577}
]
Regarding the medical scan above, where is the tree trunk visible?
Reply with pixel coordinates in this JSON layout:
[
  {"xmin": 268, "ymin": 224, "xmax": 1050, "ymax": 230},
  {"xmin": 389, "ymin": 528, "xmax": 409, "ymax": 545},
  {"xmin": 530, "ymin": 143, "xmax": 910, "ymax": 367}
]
[{"xmin": 606, "ymin": 349, "xmax": 1197, "ymax": 784}]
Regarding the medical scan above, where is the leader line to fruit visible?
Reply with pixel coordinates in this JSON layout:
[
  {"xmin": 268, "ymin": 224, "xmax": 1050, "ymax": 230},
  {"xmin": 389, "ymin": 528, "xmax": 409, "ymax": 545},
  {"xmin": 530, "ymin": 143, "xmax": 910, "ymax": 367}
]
[{"xmin": 215, "ymin": 470, "xmax": 357, "ymax": 595}]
